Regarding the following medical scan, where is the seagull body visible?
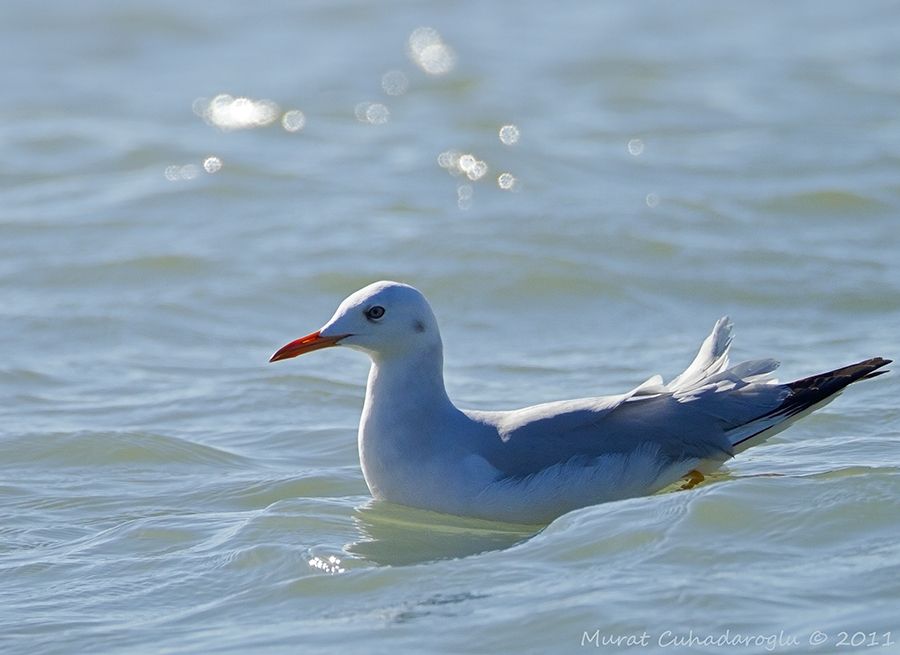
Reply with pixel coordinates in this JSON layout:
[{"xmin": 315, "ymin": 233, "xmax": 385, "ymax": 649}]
[{"xmin": 271, "ymin": 281, "xmax": 889, "ymax": 524}]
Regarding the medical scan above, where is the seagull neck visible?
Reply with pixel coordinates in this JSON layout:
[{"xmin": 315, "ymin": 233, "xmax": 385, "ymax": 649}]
[{"xmin": 366, "ymin": 344, "xmax": 455, "ymax": 415}]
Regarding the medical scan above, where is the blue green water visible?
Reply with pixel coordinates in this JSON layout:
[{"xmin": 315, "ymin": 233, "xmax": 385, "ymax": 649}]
[{"xmin": 2, "ymin": 2, "xmax": 899, "ymax": 653}]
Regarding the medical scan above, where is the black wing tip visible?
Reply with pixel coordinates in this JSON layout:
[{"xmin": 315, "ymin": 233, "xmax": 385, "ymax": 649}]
[
  {"xmin": 859, "ymin": 357, "xmax": 891, "ymax": 381},
  {"xmin": 770, "ymin": 356, "xmax": 890, "ymax": 420},
  {"xmin": 794, "ymin": 357, "xmax": 890, "ymax": 386}
]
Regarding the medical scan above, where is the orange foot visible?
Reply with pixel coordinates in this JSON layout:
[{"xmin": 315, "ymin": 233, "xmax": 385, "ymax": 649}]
[{"xmin": 681, "ymin": 469, "xmax": 706, "ymax": 490}]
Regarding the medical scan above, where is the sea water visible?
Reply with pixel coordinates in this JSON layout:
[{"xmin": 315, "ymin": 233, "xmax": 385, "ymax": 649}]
[{"xmin": 2, "ymin": 2, "xmax": 899, "ymax": 653}]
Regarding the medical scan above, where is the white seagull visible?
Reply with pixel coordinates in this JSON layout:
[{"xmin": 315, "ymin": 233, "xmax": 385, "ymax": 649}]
[{"xmin": 270, "ymin": 281, "xmax": 889, "ymax": 524}]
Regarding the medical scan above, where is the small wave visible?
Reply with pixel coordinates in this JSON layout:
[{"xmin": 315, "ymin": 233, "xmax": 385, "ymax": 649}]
[
  {"xmin": 757, "ymin": 189, "xmax": 887, "ymax": 216},
  {"xmin": 34, "ymin": 254, "xmax": 213, "ymax": 287},
  {"xmin": 0, "ymin": 431, "xmax": 247, "ymax": 468}
]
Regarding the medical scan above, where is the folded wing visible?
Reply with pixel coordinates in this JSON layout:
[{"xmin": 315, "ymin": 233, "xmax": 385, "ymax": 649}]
[{"xmin": 473, "ymin": 317, "xmax": 795, "ymax": 478}]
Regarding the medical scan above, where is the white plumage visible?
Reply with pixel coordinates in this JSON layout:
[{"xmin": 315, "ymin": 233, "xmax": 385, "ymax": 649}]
[{"xmin": 270, "ymin": 281, "xmax": 890, "ymax": 524}]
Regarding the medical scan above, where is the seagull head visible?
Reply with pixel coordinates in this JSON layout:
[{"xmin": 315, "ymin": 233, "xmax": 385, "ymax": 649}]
[{"xmin": 269, "ymin": 281, "xmax": 441, "ymax": 362}]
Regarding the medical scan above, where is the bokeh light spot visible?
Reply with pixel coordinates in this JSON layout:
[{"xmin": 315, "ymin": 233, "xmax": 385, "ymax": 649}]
[
  {"xmin": 458, "ymin": 154, "xmax": 476, "ymax": 173},
  {"xmin": 365, "ymin": 103, "xmax": 390, "ymax": 125},
  {"xmin": 497, "ymin": 172, "xmax": 517, "ymax": 190},
  {"xmin": 355, "ymin": 102, "xmax": 391, "ymax": 125},
  {"xmin": 281, "ymin": 110, "xmax": 306, "ymax": 132},
  {"xmin": 408, "ymin": 27, "xmax": 456, "ymax": 75},
  {"xmin": 457, "ymin": 184, "xmax": 473, "ymax": 210},
  {"xmin": 202, "ymin": 94, "xmax": 280, "ymax": 130},
  {"xmin": 499, "ymin": 125, "xmax": 520, "ymax": 145},
  {"xmin": 203, "ymin": 156, "xmax": 222, "ymax": 174},
  {"xmin": 381, "ymin": 70, "xmax": 409, "ymax": 96},
  {"xmin": 179, "ymin": 164, "xmax": 199, "ymax": 180},
  {"xmin": 191, "ymin": 97, "xmax": 208, "ymax": 117},
  {"xmin": 164, "ymin": 164, "xmax": 197, "ymax": 181},
  {"xmin": 437, "ymin": 150, "xmax": 461, "ymax": 170},
  {"xmin": 466, "ymin": 160, "xmax": 488, "ymax": 181}
]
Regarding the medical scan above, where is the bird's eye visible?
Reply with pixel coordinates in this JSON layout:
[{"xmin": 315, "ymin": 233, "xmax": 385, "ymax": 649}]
[{"xmin": 365, "ymin": 305, "xmax": 385, "ymax": 321}]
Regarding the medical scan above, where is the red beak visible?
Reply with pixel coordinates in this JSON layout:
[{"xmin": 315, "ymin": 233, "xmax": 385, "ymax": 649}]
[{"xmin": 269, "ymin": 331, "xmax": 349, "ymax": 362}]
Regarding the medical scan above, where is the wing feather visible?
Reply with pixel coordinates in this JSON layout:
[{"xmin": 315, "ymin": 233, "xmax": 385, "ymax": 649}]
[{"xmin": 469, "ymin": 317, "xmax": 788, "ymax": 478}]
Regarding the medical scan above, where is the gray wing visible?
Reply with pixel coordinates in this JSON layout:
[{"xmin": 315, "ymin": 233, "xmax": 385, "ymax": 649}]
[{"xmin": 467, "ymin": 317, "xmax": 786, "ymax": 478}]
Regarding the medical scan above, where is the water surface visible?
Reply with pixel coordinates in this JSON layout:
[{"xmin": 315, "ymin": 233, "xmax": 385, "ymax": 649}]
[{"xmin": 2, "ymin": 2, "xmax": 899, "ymax": 654}]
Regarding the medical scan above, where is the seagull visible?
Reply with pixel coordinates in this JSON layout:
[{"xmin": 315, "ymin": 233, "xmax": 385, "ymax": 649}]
[{"xmin": 270, "ymin": 281, "xmax": 890, "ymax": 524}]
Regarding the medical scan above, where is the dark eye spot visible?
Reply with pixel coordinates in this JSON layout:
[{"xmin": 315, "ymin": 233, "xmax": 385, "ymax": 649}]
[
  {"xmin": 365, "ymin": 305, "xmax": 385, "ymax": 321},
  {"xmin": 413, "ymin": 320, "xmax": 426, "ymax": 333}
]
